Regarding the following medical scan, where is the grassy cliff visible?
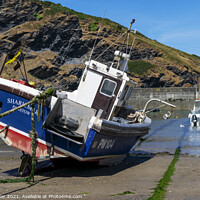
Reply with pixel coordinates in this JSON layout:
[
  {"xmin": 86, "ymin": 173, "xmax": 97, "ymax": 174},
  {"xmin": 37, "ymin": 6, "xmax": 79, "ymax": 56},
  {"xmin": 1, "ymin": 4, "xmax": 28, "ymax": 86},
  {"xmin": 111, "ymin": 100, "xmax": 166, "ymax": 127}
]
[{"xmin": 0, "ymin": 0, "xmax": 200, "ymax": 89}]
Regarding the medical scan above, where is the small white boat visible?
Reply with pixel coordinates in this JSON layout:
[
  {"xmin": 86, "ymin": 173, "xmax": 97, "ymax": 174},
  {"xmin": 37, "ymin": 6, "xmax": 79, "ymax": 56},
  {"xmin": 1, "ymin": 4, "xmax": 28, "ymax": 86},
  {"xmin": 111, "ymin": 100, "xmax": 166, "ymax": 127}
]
[{"xmin": 188, "ymin": 100, "xmax": 200, "ymax": 127}]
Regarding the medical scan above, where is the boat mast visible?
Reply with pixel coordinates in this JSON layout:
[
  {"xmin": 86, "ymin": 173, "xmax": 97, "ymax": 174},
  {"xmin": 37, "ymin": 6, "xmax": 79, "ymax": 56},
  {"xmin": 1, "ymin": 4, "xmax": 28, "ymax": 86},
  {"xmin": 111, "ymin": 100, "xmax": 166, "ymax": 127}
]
[
  {"xmin": 120, "ymin": 19, "xmax": 135, "ymax": 54},
  {"xmin": 112, "ymin": 19, "xmax": 135, "ymax": 71}
]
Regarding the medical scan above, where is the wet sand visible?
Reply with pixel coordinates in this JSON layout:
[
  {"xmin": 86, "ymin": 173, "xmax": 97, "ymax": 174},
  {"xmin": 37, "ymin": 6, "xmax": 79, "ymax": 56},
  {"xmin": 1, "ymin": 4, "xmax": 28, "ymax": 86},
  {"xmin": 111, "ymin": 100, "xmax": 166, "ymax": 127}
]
[
  {"xmin": 166, "ymin": 156, "xmax": 200, "ymax": 200},
  {"xmin": 1, "ymin": 151, "xmax": 200, "ymax": 200}
]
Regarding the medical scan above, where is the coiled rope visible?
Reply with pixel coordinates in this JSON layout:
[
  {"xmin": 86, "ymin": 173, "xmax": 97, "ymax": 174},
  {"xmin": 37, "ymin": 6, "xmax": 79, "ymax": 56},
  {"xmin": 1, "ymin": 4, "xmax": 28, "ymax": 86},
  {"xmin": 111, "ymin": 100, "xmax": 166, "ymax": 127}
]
[{"xmin": 0, "ymin": 87, "xmax": 54, "ymax": 183}]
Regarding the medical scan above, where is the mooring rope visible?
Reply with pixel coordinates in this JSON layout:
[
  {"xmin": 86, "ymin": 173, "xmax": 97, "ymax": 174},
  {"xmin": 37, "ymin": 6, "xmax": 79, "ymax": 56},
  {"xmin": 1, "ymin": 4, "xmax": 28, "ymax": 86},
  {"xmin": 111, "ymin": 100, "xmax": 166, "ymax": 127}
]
[
  {"xmin": 0, "ymin": 87, "xmax": 54, "ymax": 184},
  {"xmin": 37, "ymin": 99, "xmax": 41, "ymax": 122},
  {"xmin": 0, "ymin": 87, "xmax": 54, "ymax": 119},
  {"xmin": 28, "ymin": 103, "xmax": 37, "ymax": 182}
]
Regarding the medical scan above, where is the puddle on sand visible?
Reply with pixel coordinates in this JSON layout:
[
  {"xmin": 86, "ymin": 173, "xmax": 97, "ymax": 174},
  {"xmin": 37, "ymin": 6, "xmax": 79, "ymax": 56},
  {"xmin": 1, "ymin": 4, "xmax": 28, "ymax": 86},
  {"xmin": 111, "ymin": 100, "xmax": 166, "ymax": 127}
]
[{"xmin": 134, "ymin": 110, "xmax": 200, "ymax": 157}]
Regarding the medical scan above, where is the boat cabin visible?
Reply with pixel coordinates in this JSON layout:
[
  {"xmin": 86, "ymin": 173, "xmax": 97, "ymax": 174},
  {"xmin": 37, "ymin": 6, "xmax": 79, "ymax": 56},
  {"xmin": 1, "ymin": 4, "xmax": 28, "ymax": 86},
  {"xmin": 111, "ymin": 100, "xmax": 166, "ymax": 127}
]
[
  {"xmin": 65, "ymin": 51, "xmax": 136, "ymax": 121},
  {"xmin": 49, "ymin": 50, "xmax": 137, "ymax": 141}
]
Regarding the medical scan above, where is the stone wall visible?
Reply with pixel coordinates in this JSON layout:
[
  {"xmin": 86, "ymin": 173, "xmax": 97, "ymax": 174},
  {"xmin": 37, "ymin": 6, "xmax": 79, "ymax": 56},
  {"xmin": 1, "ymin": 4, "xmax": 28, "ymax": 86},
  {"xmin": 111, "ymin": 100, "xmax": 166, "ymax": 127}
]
[{"xmin": 129, "ymin": 87, "xmax": 199, "ymax": 110}]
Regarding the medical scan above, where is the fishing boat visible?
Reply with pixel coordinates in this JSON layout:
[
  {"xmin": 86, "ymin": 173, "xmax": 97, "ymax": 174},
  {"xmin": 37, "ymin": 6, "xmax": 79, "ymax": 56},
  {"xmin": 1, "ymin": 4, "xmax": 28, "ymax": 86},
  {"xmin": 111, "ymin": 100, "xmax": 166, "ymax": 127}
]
[
  {"xmin": 188, "ymin": 100, "xmax": 200, "ymax": 127},
  {"xmin": 0, "ymin": 20, "xmax": 175, "ymax": 174}
]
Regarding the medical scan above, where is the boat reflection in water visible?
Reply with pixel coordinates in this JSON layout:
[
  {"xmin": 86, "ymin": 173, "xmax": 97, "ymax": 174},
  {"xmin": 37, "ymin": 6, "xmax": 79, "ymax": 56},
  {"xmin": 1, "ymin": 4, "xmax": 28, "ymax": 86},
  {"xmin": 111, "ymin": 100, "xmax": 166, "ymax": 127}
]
[{"xmin": 188, "ymin": 100, "xmax": 200, "ymax": 127}]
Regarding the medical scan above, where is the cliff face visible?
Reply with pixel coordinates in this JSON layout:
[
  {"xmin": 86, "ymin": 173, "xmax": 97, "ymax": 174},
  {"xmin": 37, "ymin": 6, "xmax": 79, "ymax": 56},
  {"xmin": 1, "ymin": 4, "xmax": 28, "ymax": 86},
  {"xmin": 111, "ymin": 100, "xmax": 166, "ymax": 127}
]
[
  {"xmin": 0, "ymin": 0, "xmax": 42, "ymax": 31},
  {"xmin": 0, "ymin": 0, "xmax": 200, "ymax": 90}
]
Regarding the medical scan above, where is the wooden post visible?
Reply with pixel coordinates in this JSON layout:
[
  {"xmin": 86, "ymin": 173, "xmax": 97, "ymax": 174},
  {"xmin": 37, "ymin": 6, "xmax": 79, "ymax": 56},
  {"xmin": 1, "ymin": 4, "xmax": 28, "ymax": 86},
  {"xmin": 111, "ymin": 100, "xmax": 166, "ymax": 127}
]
[{"xmin": 0, "ymin": 54, "xmax": 7, "ymax": 76}]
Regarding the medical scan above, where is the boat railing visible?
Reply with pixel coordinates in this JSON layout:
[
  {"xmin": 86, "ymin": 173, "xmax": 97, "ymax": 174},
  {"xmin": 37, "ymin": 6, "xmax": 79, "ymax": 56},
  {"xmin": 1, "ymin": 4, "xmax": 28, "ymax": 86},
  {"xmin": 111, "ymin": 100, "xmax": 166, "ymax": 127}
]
[{"xmin": 140, "ymin": 98, "xmax": 176, "ymax": 121}]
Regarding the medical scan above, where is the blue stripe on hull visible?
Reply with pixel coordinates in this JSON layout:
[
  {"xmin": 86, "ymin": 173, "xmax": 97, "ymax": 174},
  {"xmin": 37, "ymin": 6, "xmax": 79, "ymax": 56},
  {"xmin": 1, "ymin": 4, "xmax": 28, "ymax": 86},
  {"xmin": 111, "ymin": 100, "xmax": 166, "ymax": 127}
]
[
  {"xmin": 0, "ymin": 90, "xmax": 140, "ymax": 160},
  {"xmin": 0, "ymin": 90, "xmax": 49, "ymax": 137},
  {"xmin": 85, "ymin": 130, "xmax": 140, "ymax": 158}
]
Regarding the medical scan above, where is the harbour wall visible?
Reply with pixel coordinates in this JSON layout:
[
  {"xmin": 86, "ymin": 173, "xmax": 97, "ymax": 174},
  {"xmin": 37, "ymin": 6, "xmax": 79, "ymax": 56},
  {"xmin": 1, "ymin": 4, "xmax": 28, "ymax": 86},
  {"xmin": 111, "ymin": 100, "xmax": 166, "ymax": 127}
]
[{"xmin": 129, "ymin": 87, "xmax": 200, "ymax": 110}]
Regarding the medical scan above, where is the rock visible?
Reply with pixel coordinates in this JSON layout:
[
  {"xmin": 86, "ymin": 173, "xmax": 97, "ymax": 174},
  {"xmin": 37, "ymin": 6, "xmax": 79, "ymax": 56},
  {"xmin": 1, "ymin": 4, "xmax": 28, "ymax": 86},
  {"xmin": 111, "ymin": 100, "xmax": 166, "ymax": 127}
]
[
  {"xmin": 131, "ymin": 48, "xmax": 163, "ymax": 60},
  {"xmin": 92, "ymin": 44, "xmax": 115, "ymax": 64},
  {"xmin": 28, "ymin": 65, "xmax": 60, "ymax": 80},
  {"xmin": 0, "ymin": 0, "xmax": 42, "ymax": 31},
  {"xmin": 140, "ymin": 75, "xmax": 165, "ymax": 88},
  {"xmin": 166, "ymin": 65, "xmax": 198, "ymax": 87}
]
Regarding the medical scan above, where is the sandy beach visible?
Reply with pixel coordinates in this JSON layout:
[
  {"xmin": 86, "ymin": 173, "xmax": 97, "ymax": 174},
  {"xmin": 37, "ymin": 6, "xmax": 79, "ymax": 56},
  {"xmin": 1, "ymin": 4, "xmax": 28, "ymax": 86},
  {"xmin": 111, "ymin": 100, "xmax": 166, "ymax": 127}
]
[{"xmin": 0, "ymin": 150, "xmax": 200, "ymax": 200}]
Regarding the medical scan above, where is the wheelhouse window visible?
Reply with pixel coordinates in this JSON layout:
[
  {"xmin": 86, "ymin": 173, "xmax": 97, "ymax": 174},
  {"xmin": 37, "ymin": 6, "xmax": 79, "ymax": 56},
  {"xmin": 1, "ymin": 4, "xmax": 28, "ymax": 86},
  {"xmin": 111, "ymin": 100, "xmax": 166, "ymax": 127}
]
[
  {"xmin": 100, "ymin": 79, "xmax": 117, "ymax": 97},
  {"xmin": 125, "ymin": 86, "xmax": 133, "ymax": 100},
  {"xmin": 120, "ymin": 85, "xmax": 129, "ymax": 100}
]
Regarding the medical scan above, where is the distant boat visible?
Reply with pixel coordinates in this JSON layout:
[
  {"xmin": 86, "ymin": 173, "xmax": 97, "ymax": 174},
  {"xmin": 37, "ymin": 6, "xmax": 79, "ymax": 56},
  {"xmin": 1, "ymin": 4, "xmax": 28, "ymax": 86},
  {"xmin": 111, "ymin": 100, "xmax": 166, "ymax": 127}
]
[
  {"xmin": 188, "ymin": 100, "xmax": 200, "ymax": 127},
  {"xmin": 0, "ymin": 19, "xmax": 175, "ymax": 175}
]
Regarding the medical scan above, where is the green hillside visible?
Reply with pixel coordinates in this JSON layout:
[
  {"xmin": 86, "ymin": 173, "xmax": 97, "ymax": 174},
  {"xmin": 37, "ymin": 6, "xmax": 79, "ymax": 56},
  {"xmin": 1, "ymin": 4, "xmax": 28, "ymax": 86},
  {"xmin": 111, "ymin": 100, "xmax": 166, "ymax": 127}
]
[{"xmin": 0, "ymin": 0, "xmax": 200, "ymax": 88}]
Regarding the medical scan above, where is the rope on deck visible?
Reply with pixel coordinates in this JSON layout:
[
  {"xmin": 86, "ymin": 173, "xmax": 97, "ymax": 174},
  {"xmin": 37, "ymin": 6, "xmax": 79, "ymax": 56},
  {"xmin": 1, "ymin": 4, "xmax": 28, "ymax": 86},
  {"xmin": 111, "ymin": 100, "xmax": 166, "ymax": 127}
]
[{"xmin": 0, "ymin": 87, "xmax": 54, "ymax": 184}]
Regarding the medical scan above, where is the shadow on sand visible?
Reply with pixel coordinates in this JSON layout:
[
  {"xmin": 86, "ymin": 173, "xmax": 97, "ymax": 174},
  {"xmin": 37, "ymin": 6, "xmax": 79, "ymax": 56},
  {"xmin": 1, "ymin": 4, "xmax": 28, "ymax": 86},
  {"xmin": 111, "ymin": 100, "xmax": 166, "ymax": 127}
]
[
  {"xmin": 3, "ymin": 151, "xmax": 154, "ymax": 179},
  {"xmin": 0, "ymin": 151, "xmax": 154, "ymax": 197}
]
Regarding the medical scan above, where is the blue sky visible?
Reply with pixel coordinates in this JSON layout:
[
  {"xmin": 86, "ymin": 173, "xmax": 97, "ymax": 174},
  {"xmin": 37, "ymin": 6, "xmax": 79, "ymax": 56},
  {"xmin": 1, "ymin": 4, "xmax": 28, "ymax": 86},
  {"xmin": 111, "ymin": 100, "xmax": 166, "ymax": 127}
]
[{"xmin": 49, "ymin": 0, "xmax": 200, "ymax": 56}]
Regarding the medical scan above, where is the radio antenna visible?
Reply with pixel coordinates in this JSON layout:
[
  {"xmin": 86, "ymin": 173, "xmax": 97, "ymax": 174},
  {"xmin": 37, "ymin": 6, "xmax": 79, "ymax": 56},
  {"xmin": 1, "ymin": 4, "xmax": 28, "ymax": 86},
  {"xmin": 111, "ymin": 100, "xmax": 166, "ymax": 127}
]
[{"xmin": 88, "ymin": 9, "xmax": 107, "ymax": 62}]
